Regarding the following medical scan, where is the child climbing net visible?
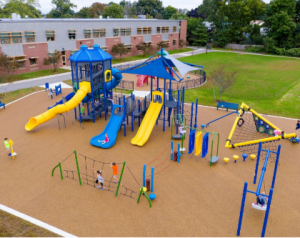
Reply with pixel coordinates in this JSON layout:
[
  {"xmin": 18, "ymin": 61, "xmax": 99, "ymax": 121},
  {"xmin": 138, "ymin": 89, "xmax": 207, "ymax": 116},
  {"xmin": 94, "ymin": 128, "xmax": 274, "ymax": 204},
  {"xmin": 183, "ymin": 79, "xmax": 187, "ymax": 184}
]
[{"xmin": 53, "ymin": 151, "xmax": 141, "ymax": 200}]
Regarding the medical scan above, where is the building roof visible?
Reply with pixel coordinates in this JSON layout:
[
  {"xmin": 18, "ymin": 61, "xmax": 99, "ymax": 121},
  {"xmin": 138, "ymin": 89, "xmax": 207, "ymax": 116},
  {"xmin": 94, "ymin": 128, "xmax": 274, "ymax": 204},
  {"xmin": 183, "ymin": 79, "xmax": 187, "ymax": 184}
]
[{"xmin": 69, "ymin": 44, "xmax": 113, "ymax": 62}]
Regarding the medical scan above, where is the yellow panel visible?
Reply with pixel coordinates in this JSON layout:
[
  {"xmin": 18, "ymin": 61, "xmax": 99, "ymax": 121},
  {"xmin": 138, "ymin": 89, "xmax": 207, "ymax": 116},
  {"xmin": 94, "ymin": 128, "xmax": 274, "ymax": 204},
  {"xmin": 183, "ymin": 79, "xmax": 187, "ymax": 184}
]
[
  {"xmin": 195, "ymin": 131, "xmax": 202, "ymax": 156},
  {"xmin": 105, "ymin": 69, "xmax": 111, "ymax": 83}
]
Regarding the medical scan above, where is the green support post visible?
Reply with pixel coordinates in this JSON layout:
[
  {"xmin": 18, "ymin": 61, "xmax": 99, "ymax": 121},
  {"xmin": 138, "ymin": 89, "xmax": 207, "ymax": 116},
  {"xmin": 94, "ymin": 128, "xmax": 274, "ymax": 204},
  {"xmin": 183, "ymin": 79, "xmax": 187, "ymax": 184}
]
[
  {"xmin": 74, "ymin": 150, "xmax": 82, "ymax": 185},
  {"xmin": 137, "ymin": 188, "xmax": 152, "ymax": 207},
  {"xmin": 115, "ymin": 161, "xmax": 126, "ymax": 197},
  {"xmin": 51, "ymin": 162, "xmax": 63, "ymax": 180}
]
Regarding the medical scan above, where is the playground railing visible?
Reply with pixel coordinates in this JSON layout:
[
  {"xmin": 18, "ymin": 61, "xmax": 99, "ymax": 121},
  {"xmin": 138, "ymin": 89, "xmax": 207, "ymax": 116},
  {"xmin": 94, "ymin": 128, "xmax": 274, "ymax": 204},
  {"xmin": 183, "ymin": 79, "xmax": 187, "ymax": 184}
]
[{"xmin": 116, "ymin": 80, "xmax": 134, "ymax": 91}]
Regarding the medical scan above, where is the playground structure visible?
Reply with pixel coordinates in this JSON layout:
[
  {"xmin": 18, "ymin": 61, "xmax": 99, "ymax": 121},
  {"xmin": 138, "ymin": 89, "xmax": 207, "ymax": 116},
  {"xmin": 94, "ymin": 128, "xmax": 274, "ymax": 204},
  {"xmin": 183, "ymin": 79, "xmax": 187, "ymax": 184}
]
[
  {"xmin": 237, "ymin": 142, "xmax": 281, "ymax": 237},
  {"xmin": 0, "ymin": 100, "xmax": 6, "ymax": 109},
  {"xmin": 226, "ymin": 103, "xmax": 297, "ymax": 148}
]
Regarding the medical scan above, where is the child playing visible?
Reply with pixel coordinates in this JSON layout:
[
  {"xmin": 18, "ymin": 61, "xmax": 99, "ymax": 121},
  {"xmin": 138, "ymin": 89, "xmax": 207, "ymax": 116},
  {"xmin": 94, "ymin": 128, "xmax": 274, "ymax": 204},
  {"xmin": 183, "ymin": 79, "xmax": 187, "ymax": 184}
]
[
  {"xmin": 4, "ymin": 138, "xmax": 10, "ymax": 155},
  {"xmin": 179, "ymin": 124, "xmax": 186, "ymax": 136},
  {"xmin": 92, "ymin": 168, "xmax": 105, "ymax": 190},
  {"xmin": 80, "ymin": 103, "xmax": 85, "ymax": 116},
  {"xmin": 98, "ymin": 134, "xmax": 109, "ymax": 145},
  {"xmin": 110, "ymin": 162, "xmax": 118, "ymax": 184},
  {"xmin": 255, "ymin": 193, "xmax": 268, "ymax": 208},
  {"xmin": 296, "ymin": 120, "xmax": 300, "ymax": 138}
]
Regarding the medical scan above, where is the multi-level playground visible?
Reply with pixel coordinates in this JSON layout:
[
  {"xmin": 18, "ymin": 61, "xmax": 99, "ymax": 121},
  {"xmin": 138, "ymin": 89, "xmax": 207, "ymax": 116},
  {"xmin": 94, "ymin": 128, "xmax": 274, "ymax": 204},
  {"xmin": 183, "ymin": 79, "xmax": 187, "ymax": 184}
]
[{"xmin": 0, "ymin": 44, "xmax": 299, "ymax": 237}]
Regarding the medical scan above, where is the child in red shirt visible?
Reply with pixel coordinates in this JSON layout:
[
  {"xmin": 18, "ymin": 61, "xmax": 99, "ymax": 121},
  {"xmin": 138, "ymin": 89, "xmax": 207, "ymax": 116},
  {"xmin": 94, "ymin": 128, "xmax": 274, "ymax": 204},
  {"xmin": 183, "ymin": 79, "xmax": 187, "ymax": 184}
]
[
  {"xmin": 98, "ymin": 134, "xmax": 109, "ymax": 145},
  {"xmin": 110, "ymin": 162, "xmax": 118, "ymax": 184}
]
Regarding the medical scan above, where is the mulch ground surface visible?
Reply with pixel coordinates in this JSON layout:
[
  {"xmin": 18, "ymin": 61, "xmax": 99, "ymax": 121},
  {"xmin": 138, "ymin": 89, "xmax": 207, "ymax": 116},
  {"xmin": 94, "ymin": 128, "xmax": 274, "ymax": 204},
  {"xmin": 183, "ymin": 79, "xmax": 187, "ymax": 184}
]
[{"xmin": 0, "ymin": 89, "xmax": 299, "ymax": 237}]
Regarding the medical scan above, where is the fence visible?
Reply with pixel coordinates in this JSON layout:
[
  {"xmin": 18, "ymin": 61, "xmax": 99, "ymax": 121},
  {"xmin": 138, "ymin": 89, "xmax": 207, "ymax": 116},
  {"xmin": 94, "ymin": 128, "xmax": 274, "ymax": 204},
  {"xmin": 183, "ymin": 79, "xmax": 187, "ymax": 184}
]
[{"xmin": 116, "ymin": 80, "xmax": 134, "ymax": 91}]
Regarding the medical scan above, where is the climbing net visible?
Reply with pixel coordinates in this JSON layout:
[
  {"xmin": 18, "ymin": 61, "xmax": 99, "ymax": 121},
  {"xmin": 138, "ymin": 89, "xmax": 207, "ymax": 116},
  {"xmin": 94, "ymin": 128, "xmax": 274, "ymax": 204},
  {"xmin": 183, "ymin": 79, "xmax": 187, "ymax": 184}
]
[
  {"xmin": 231, "ymin": 112, "xmax": 279, "ymax": 162},
  {"xmin": 59, "ymin": 152, "xmax": 141, "ymax": 200}
]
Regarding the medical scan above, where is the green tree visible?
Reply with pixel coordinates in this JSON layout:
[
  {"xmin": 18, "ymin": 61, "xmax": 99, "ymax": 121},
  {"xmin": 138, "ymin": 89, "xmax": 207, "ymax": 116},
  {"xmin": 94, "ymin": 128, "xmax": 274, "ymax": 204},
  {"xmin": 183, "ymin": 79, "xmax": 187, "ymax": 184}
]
[
  {"xmin": 178, "ymin": 39, "xmax": 186, "ymax": 51},
  {"xmin": 87, "ymin": 2, "xmax": 106, "ymax": 18},
  {"xmin": 163, "ymin": 5, "xmax": 177, "ymax": 19},
  {"xmin": 136, "ymin": 42, "xmax": 154, "ymax": 56},
  {"xmin": 75, "ymin": 6, "xmax": 88, "ymax": 18},
  {"xmin": 157, "ymin": 41, "xmax": 169, "ymax": 50},
  {"xmin": 111, "ymin": 43, "xmax": 127, "ymax": 61},
  {"xmin": 169, "ymin": 12, "xmax": 187, "ymax": 20},
  {"xmin": 43, "ymin": 50, "xmax": 61, "ymax": 72},
  {"xmin": 0, "ymin": 53, "xmax": 20, "ymax": 84},
  {"xmin": 191, "ymin": 19, "xmax": 209, "ymax": 46},
  {"xmin": 120, "ymin": 0, "xmax": 137, "ymax": 18},
  {"xmin": 102, "ymin": 3, "xmax": 123, "ymax": 18},
  {"xmin": 0, "ymin": 0, "xmax": 41, "ymax": 18},
  {"xmin": 187, "ymin": 17, "xmax": 198, "ymax": 45},
  {"xmin": 296, "ymin": 0, "xmax": 300, "ymax": 23},
  {"xmin": 47, "ymin": 0, "xmax": 76, "ymax": 18},
  {"xmin": 265, "ymin": 0, "xmax": 296, "ymax": 47},
  {"xmin": 135, "ymin": 0, "xmax": 164, "ymax": 18}
]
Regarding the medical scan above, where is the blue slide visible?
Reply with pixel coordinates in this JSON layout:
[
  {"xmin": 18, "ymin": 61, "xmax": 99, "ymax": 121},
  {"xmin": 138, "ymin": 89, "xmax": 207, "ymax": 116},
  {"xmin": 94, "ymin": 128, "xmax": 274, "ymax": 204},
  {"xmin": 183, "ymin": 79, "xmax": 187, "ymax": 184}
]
[{"xmin": 90, "ymin": 104, "xmax": 124, "ymax": 149}]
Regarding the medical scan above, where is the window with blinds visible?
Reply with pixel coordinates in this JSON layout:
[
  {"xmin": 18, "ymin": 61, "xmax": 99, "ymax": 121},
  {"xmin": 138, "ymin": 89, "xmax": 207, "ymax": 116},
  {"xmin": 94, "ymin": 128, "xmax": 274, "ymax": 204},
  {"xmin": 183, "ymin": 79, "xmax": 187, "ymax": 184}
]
[
  {"xmin": 126, "ymin": 44, "xmax": 131, "ymax": 54},
  {"xmin": 137, "ymin": 27, "xmax": 142, "ymax": 35},
  {"xmin": 25, "ymin": 31, "xmax": 35, "ymax": 43},
  {"xmin": 0, "ymin": 32, "xmax": 11, "ymax": 44},
  {"xmin": 46, "ymin": 31, "xmax": 55, "ymax": 41},
  {"xmin": 93, "ymin": 29, "xmax": 100, "ymax": 38},
  {"xmin": 12, "ymin": 32, "xmax": 22, "ymax": 44},
  {"xmin": 173, "ymin": 26, "xmax": 177, "ymax": 32},
  {"xmin": 84, "ymin": 29, "xmax": 91, "ymax": 38},
  {"xmin": 101, "ymin": 46, "xmax": 107, "ymax": 51},
  {"xmin": 126, "ymin": 28, "xmax": 131, "ymax": 36},
  {"xmin": 113, "ymin": 28, "xmax": 119, "ymax": 37},
  {"xmin": 70, "ymin": 49, "xmax": 78, "ymax": 55},
  {"xmin": 68, "ymin": 30, "xmax": 76, "ymax": 40},
  {"xmin": 157, "ymin": 27, "xmax": 161, "ymax": 33},
  {"xmin": 100, "ymin": 29, "xmax": 106, "ymax": 37}
]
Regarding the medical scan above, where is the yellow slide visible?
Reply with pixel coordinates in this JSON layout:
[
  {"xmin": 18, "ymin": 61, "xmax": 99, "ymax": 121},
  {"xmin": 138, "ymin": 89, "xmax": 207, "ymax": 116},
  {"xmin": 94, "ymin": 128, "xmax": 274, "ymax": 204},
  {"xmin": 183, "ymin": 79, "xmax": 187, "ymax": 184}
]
[
  {"xmin": 131, "ymin": 91, "xmax": 163, "ymax": 146},
  {"xmin": 25, "ymin": 81, "xmax": 91, "ymax": 131}
]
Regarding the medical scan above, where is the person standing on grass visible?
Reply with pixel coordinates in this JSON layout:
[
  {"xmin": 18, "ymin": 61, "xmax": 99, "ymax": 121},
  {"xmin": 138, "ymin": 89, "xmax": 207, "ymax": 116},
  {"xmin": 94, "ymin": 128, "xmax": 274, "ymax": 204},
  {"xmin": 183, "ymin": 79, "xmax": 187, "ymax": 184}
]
[
  {"xmin": 110, "ymin": 162, "xmax": 118, "ymax": 184},
  {"xmin": 4, "ymin": 138, "xmax": 10, "ymax": 155},
  {"xmin": 296, "ymin": 120, "xmax": 300, "ymax": 138},
  {"xmin": 92, "ymin": 168, "xmax": 105, "ymax": 190}
]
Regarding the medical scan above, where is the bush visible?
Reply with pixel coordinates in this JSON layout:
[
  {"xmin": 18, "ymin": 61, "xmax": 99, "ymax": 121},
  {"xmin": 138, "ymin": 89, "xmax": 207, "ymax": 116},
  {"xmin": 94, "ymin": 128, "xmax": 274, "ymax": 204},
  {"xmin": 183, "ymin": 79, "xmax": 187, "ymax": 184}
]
[{"xmin": 246, "ymin": 46, "xmax": 265, "ymax": 53}]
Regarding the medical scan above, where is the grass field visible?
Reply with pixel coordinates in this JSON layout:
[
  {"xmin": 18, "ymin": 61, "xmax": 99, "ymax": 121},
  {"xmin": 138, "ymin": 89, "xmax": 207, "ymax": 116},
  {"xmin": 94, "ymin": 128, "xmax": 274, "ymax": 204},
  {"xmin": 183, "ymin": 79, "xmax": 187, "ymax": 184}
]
[
  {"xmin": 180, "ymin": 52, "xmax": 300, "ymax": 119},
  {"xmin": 111, "ymin": 48, "xmax": 192, "ymax": 64},
  {"xmin": 0, "ymin": 87, "xmax": 43, "ymax": 104}
]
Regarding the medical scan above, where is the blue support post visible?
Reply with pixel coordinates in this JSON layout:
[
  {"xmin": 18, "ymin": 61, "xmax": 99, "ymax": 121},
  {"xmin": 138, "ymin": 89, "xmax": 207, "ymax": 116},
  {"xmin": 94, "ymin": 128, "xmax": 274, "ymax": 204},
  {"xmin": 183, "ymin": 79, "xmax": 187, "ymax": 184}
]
[
  {"xmin": 123, "ymin": 95, "xmax": 126, "ymax": 137},
  {"xmin": 177, "ymin": 143, "xmax": 181, "ymax": 163},
  {"xmin": 256, "ymin": 150, "xmax": 270, "ymax": 196},
  {"xmin": 253, "ymin": 142, "xmax": 262, "ymax": 184},
  {"xmin": 90, "ymin": 63, "xmax": 95, "ymax": 123},
  {"xmin": 151, "ymin": 167, "xmax": 154, "ymax": 192},
  {"xmin": 237, "ymin": 182, "xmax": 248, "ymax": 236},
  {"xmin": 143, "ymin": 164, "xmax": 146, "ymax": 187},
  {"xmin": 119, "ymin": 97, "xmax": 121, "ymax": 112},
  {"xmin": 271, "ymin": 145, "xmax": 281, "ymax": 189},
  {"xmin": 103, "ymin": 64, "xmax": 107, "ymax": 121},
  {"xmin": 138, "ymin": 99, "xmax": 141, "ymax": 127},
  {"xmin": 75, "ymin": 62, "xmax": 82, "ymax": 123},
  {"xmin": 176, "ymin": 89, "xmax": 180, "ymax": 134},
  {"xmin": 150, "ymin": 76, "xmax": 153, "ymax": 101},
  {"xmin": 131, "ymin": 111, "xmax": 134, "ymax": 131},
  {"xmin": 190, "ymin": 102, "xmax": 194, "ymax": 130},
  {"xmin": 261, "ymin": 188, "xmax": 273, "ymax": 237},
  {"xmin": 194, "ymin": 98, "xmax": 198, "ymax": 128},
  {"xmin": 171, "ymin": 141, "xmax": 173, "ymax": 160},
  {"xmin": 163, "ymin": 78, "xmax": 166, "ymax": 131},
  {"xmin": 182, "ymin": 87, "xmax": 185, "ymax": 115}
]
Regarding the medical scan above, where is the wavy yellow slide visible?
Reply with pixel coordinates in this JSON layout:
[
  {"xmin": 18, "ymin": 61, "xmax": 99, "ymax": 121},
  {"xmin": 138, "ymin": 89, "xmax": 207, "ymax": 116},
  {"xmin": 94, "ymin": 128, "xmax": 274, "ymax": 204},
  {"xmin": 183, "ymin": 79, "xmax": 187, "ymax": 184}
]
[
  {"xmin": 25, "ymin": 81, "xmax": 91, "ymax": 131},
  {"xmin": 131, "ymin": 91, "xmax": 163, "ymax": 146}
]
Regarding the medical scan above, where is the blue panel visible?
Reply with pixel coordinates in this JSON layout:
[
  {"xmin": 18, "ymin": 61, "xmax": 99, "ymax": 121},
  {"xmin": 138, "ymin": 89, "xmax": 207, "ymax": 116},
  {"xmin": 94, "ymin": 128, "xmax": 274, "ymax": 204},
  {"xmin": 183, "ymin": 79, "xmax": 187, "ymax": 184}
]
[
  {"xmin": 202, "ymin": 133, "xmax": 209, "ymax": 158},
  {"xmin": 188, "ymin": 130, "xmax": 196, "ymax": 154}
]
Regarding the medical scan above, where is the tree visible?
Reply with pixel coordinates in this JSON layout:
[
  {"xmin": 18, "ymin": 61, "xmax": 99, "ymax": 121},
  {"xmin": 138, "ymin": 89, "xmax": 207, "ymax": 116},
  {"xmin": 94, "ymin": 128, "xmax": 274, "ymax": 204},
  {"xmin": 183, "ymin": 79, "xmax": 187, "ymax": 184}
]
[
  {"xmin": 102, "ymin": 3, "xmax": 123, "ymax": 18},
  {"xmin": 47, "ymin": 0, "xmax": 76, "ymax": 18},
  {"xmin": 111, "ymin": 43, "xmax": 127, "ymax": 60},
  {"xmin": 135, "ymin": 0, "xmax": 164, "ymax": 18},
  {"xmin": 187, "ymin": 8, "xmax": 203, "ymax": 19},
  {"xmin": 187, "ymin": 17, "xmax": 198, "ymax": 45},
  {"xmin": 163, "ymin": 5, "xmax": 177, "ymax": 19},
  {"xmin": 75, "ymin": 6, "xmax": 88, "ymax": 18},
  {"xmin": 136, "ymin": 42, "xmax": 154, "ymax": 56},
  {"xmin": 86, "ymin": 2, "xmax": 106, "ymax": 18},
  {"xmin": 296, "ymin": 0, "xmax": 300, "ymax": 23},
  {"xmin": 178, "ymin": 39, "xmax": 186, "ymax": 51},
  {"xmin": 43, "ymin": 50, "xmax": 61, "ymax": 72},
  {"xmin": 157, "ymin": 41, "xmax": 169, "ymax": 50},
  {"xmin": 155, "ymin": 12, "xmax": 163, "ymax": 19},
  {"xmin": 209, "ymin": 65, "xmax": 238, "ymax": 101},
  {"xmin": 121, "ymin": 0, "xmax": 137, "ymax": 18},
  {"xmin": 0, "ymin": 0, "xmax": 42, "ymax": 18},
  {"xmin": 191, "ymin": 19, "xmax": 209, "ymax": 46},
  {"xmin": 0, "ymin": 53, "xmax": 20, "ymax": 84},
  {"xmin": 265, "ymin": 0, "xmax": 296, "ymax": 47}
]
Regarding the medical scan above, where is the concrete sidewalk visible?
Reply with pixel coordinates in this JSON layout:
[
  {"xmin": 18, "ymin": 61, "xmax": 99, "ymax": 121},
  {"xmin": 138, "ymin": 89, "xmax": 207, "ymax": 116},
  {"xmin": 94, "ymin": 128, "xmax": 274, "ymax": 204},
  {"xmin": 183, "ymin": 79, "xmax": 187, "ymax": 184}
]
[{"xmin": 0, "ymin": 48, "xmax": 206, "ymax": 93}]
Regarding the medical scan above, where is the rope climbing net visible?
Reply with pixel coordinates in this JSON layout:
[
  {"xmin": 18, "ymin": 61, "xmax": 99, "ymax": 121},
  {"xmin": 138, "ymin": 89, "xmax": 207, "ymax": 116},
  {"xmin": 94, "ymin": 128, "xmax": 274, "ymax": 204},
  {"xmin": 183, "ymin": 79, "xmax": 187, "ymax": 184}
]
[
  {"xmin": 232, "ymin": 112, "xmax": 279, "ymax": 161},
  {"xmin": 58, "ymin": 151, "xmax": 141, "ymax": 200}
]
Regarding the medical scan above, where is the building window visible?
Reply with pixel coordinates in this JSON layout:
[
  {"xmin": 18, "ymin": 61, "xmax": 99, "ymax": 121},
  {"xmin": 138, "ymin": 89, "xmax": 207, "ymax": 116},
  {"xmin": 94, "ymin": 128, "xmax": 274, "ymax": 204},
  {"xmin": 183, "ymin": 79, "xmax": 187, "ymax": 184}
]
[
  {"xmin": 93, "ymin": 29, "xmax": 100, "ymax": 38},
  {"xmin": 29, "ymin": 58, "xmax": 37, "ymax": 65},
  {"xmin": 173, "ymin": 26, "xmax": 176, "ymax": 32},
  {"xmin": 25, "ymin": 31, "xmax": 35, "ymax": 43},
  {"xmin": 11, "ymin": 32, "xmax": 22, "ymax": 44},
  {"xmin": 126, "ymin": 28, "xmax": 131, "ymax": 36},
  {"xmin": 46, "ymin": 31, "xmax": 55, "ymax": 41},
  {"xmin": 162, "ymin": 27, "xmax": 166, "ymax": 33},
  {"xmin": 120, "ymin": 28, "xmax": 126, "ymax": 36},
  {"xmin": 70, "ymin": 49, "xmax": 78, "ymax": 56},
  {"xmin": 157, "ymin": 27, "xmax": 161, "ymax": 34},
  {"xmin": 84, "ymin": 29, "xmax": 91, "ymax": 38},
  {"xmin": 137, "ymin": 27, "xmax": 142, "ymax": 35},
  {"xmin": 147, "ymin": 27, "xmax": 152, "ymax": 34},
  {"xmin": 0, "ymin": 32, "xmax": 11, "ymax": 44},
  {"xmin": 101, "ymin": 46, "xmax": 107, "ymax": 51},
  {"xmin": 166, "ymin": 27, "xmax": 169, "ymax": 33},
  {"xmin": 48, "ymin": 52, "xmax": 54, "ymax": 57},
  {"xmin": 68, "ymin": 30, "xmax": 76, "ymax": 40},
  {"xmin": 143, "ymin": 27, "xmax": 147, "ymax": 35},
  {"xmin": 100, "ymin": 29, "xmax": 106, "ymax": 37},
  {"xmin": 113, "ymin": 28, "xmax": 119, "ymax": 37},
  {"xmin": 15, "ymin": 56, "xmax": 26, "ymax": 68},
  {"xmin": 126, "ymin": 44, "xmax": 131, "ymax": 54},
  {"xmin": 173, "ymin": 40, "xmax": 176, "ymax": 46}
]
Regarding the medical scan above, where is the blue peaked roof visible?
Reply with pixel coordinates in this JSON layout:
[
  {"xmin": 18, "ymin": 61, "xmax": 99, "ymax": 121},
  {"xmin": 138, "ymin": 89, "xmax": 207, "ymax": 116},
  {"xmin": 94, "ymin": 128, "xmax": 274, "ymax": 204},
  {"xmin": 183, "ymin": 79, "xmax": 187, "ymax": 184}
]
[
  {"xmin": 121, "ymin": 57, "xmax": 178, "ymax": 81},
  {"xmin": 69, "ymin": 44, "xmax": 113, "ymax": 62}
]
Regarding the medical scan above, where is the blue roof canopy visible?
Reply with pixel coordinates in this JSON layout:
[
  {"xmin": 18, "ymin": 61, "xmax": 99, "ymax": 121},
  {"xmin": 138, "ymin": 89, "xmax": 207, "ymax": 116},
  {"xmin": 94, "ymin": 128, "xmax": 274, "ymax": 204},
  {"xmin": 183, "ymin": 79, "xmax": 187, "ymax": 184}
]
[{"xmin": 69, "ymin": 44, "xmax": 113, "ymax": 62}]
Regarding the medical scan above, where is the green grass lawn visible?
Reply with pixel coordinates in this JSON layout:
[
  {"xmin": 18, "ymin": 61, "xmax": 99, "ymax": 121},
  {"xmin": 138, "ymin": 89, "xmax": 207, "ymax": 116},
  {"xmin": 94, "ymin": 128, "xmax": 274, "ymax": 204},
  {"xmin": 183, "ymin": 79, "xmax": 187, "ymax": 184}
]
[
  {"xmin": 0, "ymin": 87, "xmax": 43, "ymax": 104},
  {"xmin": 112, "ymin": 48, "xmax": 192, "ymax": 64},
  {"xmin": 180, "ymin": 52, "xmax": 300, "ymax": 119},
  {"xmin": 2, "ymin": 68, "xmax": 71, "ymax": 84}
]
